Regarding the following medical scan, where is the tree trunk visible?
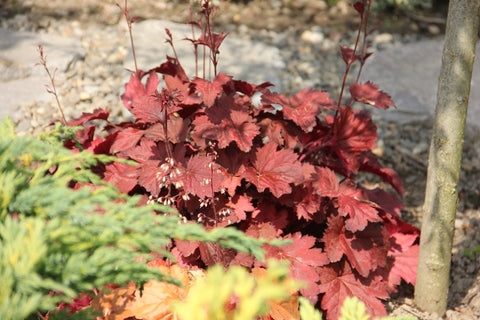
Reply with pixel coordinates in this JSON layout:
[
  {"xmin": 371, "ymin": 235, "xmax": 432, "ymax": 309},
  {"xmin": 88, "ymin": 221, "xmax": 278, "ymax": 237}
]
[{"xmin": 414, "ymin": 0, "xmax": 480, "ymax": 316}]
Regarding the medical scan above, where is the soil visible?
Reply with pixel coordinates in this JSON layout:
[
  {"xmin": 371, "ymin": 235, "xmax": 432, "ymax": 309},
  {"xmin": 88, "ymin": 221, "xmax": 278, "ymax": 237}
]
[{"xmin": 1, "ymin": 0, "xmax": 479, "ymax": 319}]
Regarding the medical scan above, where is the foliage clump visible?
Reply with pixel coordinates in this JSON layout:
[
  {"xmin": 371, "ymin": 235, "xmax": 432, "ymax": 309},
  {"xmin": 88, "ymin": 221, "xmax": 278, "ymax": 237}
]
[
  {"xmin": 57, "ymin": 0, "xmax": 420, "ymax": 318},
  {"xmin": 0, "ymin": 117, "xmax": 278, "ymax": 319}
]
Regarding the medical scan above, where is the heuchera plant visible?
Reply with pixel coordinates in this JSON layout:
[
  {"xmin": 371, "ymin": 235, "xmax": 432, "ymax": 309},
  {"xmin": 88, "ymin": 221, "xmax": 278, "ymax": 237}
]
[{"xmin": 64, "ymin": 0, "xmax": 419, "ymax": 318}]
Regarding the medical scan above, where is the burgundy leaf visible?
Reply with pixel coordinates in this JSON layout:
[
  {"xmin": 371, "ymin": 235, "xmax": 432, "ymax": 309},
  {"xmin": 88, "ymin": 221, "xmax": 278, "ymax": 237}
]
[
  {"xmin": 293, "ymin": 186, "xmax": 322, "ymax": 221},
  {"xmin": 103, "ymin": 162, "xmax": 138, "ymax": 194},
  {"xmin": 179, "ymin": 155, "xmax": 225, "ymax": 199},
  {"xmin": 193, "ymin": 107, "xmax": 260, "ymax": 152},
  {"xmin": 313, "ymin": 166, "xmax": 340, "ymax": 198},
  {"xmin": 242, "ymin": 143, "xmax": 304, "ymax": 198},
  {"xmin": 193, "ymin": 74, "xmax": 230, "ymax": 107},
  {"xmin": 119, "ymin": 139, "xmax": 166, "ymax": 163},
  {"xmin": 340, "ymin": 46, "xmax": 359, "ymax": 65},
  {"xmin": 225, "ymin": 194, "xmax": 254, "ymax": 221},
  {"xmin": 387, "ymin": 232, "xmax": 419, "ymax": 291},
  {"xmin": 110, "ymin": 127, "xmax": 145, "ymax": 154},
  {"xmin": 360, "ymin": 152, "xmax": 404, "ymax": 195},
  {"xmin": 349, "ymin": 81, "xmax": 396, "ymax": 109},
  {"xmin": 257, "ymin": 117, "xmax": 301, "ymax": 149},
  {"xmin": 137, "ymin": 160, "xmax": 162, "ymax": 195},
  {"xmin": 337, "ymin": 183, "xmax": 381, "ymax": 232},
  {"xmin": 121, "ymin": 71, "xmax": 165, "ymax": 123},
  {"xmin": 323, "ymin": 215, "xmax": 388, "ymax": 277},
  {"xmin": 353, "ymin": 1, "xmax": 364, "ymax": 15},
  {"xmin": 143, "ymin": 117, "xmax": 191, "ymax": 144},
  {"xmin": 156, "ymin": 56, "xmax": 189, "ymax": 83},
  {"xmin": 318, "ymin": 262, "xmax": 388, "ymax": 320},
  {"xmin": 263, "ymin": 89, "xmax": 335, "ymax": 132},
  {"xmin": 332, "ymin": 106, "xmax": 378, "ymax": 172},
  {"xmin": 68, "ymin": 108, "xmax": 109, "ymax": 127},
  {"xmin": 263, "ymin": 232, "xmax": 329, "ymax": 303}
]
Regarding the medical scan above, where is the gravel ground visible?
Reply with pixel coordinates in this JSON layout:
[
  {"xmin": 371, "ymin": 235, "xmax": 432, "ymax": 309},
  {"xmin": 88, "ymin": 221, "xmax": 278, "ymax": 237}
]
[{"xmin": 1, "ymin": 0, "xmax": 479, "ymax": 319}]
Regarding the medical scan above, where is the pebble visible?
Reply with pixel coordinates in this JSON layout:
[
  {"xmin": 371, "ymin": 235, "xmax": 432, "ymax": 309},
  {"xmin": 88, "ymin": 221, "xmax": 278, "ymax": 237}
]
[
  {"xmin": 428, "ymin": 24, "xmax": 441, "ymax": 35},
  {"xmin": 373, "ymin": 32, "xmax": 393, "ymax": 44},
  {"xmin": 300, "ymin": 29, "xmax": 324, "ymax": 44}
]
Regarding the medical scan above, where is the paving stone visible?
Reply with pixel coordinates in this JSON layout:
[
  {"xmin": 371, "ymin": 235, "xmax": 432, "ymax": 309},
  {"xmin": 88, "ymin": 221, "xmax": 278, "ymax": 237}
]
[
  {"xmin": 124, "ymin": 20, "xmax": 285, "ymax": 91},
  {"xmin": 0, "ymin": 27, "xmax": 85, "ymax": 119},
  {"xmin": 361, "ymin": 40, "xmax": 480, "ymax": 128}
]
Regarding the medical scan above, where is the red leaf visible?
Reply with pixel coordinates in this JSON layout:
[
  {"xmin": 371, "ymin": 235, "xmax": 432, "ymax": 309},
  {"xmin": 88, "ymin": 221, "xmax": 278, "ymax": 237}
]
[
  {"xmin": 137, "ymin": 160, "xmax": 162, "ymax": 195},
  {"xmin": 263, "ymin": 89, "xmax": 335, "ymax": 132},
  {"xmin": 143, "ymin": 117, "xmax": 191, "ymax": 144},
  {"xmin": 337, "ymin": 183, "xmax": 381, "ymax": 232},
  {"xmin": 195, "ymin": 31, "xmax": 229, "ymax": 56},
  {"xmin": 264, "ymin": 232, "xmax": 329, "ymax": 303},
  {"xmin": 225, "ymin": 194, "xmax": 254, "ymax": 221},
  {"xmin": 119, "ymin": 139, "xmax": 167, "ymax": 163},
  {"xmin": 364, "ymin": 188, "xmax": 404, "ymax": 218},
  {"xmin": 193, "ymin": 106, "xmax": 260, "ymax": 152},
  {"xmin": 252, "ymin": 203, "xmax": 289, "ymax": 232},
  {"xmin": 386, "ymin": 229, "xmax": 419, "ymax": 291},
  {"xmin": 332, "ymin": 106, "xmax": 377, "ymax": 172},
  {"xmin": 340, "ymin": 46, "xmax": 359, "ymax": 65},
  {"xmin": 193, "ymin": 73, "xmax": 231, "ymax": 107},
  {"xmin": 179, "ymin": 155, "xmax": 225, "ymax": 198},
  {"xmin": 175, "ymin": 239, "xmax": 200, "ymax": 257},
  {"xmin": 382, "ymin": 213, "xmax": 420, "ymax": 291},
  {"xmin": 360, "ymin": 152, "xmax": 404, "ymax": 196},
  {"xmin": 199, "ymin": 242, "xmax": 236, "ymax": 266},
  {"xmin": 349, "ymin": 82, "xmax": 396, "ymax": 109},
  {"xmin": 292, "ymin": 186, "xmax": 322, "ymax": 221},
  {"xmin": 121, "ymin": 71, "xmax": 166, "ymax": 123},
  {"xmin": 73, "ymin": 125, "xmax": 96, "ymax": 149},
  {"xmin": 323, "ymin": 215, "xmax": 388, "ymax": 277},
  {"xmin": 164, "ymin": 74, "xmax": 202, "ymax": 106},
  {"xmin": 68, "ymin": 108, "xmax": 109, "ymax": 127},
  {"xmin": 157, "ymin": 56, "xmax": 189, "ymax": 83},
  {"xmin": 242, "ymin": 143, "xmax": 304, "ymax": 198},
  {"xmin": 353, "ymin": 1, "xmax": 364, "ymax": 15},
  {"xmin": 216, "ymin": 147, "xmax": 247, "ymax": 195},
  {"xmin": 312, "ymin": 166, "xmax": 340, "ymax": 198},
  {"xmin": 245, "ymin": 221, "xmax": 279, "ymax": 241},
  {"xmin": 318, "ymin": 262, "xmax": 388, "ymax": 320},
  {"xmin": 110, "ymin": 127, "xmax": 145, "ymax": 154},
  {"xmin": 103, "ymin": 162, "xmax": 138, "ymax": 193},
  {"xmin": 258, "ymin": 117, "xmax": 301, "ymax": 149}
]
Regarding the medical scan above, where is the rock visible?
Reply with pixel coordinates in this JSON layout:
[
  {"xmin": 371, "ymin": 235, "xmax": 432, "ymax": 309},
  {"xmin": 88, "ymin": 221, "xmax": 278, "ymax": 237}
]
[
  {"xmin": 301, "ymin": 28, "xmax": 324, "ymax": 45},
  {"xmin": 124, "ymin": 20, "xmax": 284, "ymax": 91},
  {"xmin": 373, "ymin": 33, "xmax": 393, "ymax": 44},
  {"xmin": 427, "ymin": 24, "xmax": 441, "ymax": 35},
  {"xmin": 0, "ymin": 28, "xmax": 84, "ymax": 78},
  {"xmin": 0, "ymin": 27, "xmax": 85, "ymax": 119},
  {"xmin": 361, "ymin": 40, "xmax": 480, "ymax": 128}
]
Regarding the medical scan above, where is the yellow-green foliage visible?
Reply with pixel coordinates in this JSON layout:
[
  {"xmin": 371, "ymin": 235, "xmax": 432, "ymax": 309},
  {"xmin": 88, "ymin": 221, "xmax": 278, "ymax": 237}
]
[
  {"xmin": 0, "ymin": 117, "xmax": 283, "ymax": 320},
  {"xmin": 299, "ymin": 296, "xmax": 323, "ymax": 320},
  {"xmin": 339, "ymin": 297, "xmax": 418, "ymax": 320},
  {"xmin": 173, "ymin": 259, "xmax": 300, "ymax": 320}
]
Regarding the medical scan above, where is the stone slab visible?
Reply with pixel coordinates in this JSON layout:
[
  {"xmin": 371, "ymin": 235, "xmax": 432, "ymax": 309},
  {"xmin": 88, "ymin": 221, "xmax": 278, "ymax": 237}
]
[
  {"xmin": 0, "ymin": 28, "xmax": 84, "ymax": 118},
  {"xmin": 124, "ymin": 20, "xmax": 284, "ymax": 91},
  {"xmin": 361, "ymin": 40, "xmax": 480, "ymax": 127}
]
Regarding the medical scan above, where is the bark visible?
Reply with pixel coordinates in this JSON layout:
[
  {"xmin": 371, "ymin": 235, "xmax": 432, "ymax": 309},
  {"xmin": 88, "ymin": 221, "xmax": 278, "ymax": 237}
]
[{"xmin": 414, "ymin": 0, "xmax": 480, "ymax": 315}]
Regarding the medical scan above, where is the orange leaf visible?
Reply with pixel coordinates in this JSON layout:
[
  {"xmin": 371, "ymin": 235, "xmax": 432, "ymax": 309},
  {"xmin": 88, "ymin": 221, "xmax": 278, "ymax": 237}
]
[
  {"xmin": 90, "ymin": 261, "xmax": 199, "ymax": 320},
  {"xmin": 90, "ymin": 285, "xmax": 136, "ymax": 320},
  {"xmin": 252, "ymin": 268, "xmax": 300, "ymax": 320},
  {"xmin": 128, "ymin": 263, "xmax": 190, "ymax": 320},
  {"xmin": 268, "ymin": 292, "xmax": 300, "ymax": 320}
]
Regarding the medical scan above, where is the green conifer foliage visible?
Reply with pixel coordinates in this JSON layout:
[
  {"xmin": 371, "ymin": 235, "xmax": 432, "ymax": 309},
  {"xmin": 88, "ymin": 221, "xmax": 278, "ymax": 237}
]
[{"xmin": 0, "ymin": 117, "xmax": 277, "ymax": 319}]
